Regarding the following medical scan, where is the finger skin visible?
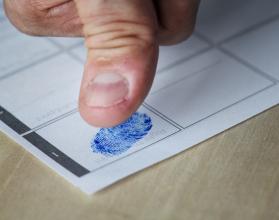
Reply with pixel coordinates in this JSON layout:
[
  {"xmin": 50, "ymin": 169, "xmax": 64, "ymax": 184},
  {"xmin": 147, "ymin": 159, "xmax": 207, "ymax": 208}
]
[
  {"xmin": 3, "ymin": 0, "xmax": 200, "ymax": 127},
  {"xmin": 29, "ymin": 0, "xmax": 71, "ymax": 10},
  {"xmin": 75, "ymin": 0, "xmax": 159, "ymax": 127},
  {"xmin": 4, "ymin": 0, "xmax": 82, "ymax": 36},
  {"xmin": 155, "ymin": 0, "xmax": 200, "ymax": 45},
  {"xmin": 3, "ymin": 0, "xmax": 200, "ymax": 41}
]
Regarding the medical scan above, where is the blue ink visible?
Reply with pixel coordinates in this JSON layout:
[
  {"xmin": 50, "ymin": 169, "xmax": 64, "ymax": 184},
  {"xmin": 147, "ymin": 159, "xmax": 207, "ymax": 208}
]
[{"xmin": 91, "ymin": 112, "xmax": 152, "ymax": 157}]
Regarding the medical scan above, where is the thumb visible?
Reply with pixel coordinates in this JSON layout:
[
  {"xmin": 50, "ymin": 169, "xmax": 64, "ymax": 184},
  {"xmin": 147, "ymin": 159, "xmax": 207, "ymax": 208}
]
[{"xmin": 75, "ymin": 0, "xmax": 159, "ymax": 127}]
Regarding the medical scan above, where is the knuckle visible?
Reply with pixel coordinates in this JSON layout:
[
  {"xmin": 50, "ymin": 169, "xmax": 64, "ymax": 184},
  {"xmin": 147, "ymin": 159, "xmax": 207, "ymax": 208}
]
[
  {"xmin": 158, "ymin": 0, "xmax": 199, "ymax": 45},
  {"xmin": 84, "ymin": 19, "xmax": 156, "ymax": 52},
  {"xmin": 159, "ymin": 22, "xmax": 195, "ymax": 45},
  {"xmin": 4, "ymin": 0, "xmax": 82, "ymax": 36},
  {"xmin": 172, "ymin": 20, "xmax": 195, "ymax": 37},
  {"xmin": 3, "ymin": 0, "xmax": 44, "ymax": 35}
]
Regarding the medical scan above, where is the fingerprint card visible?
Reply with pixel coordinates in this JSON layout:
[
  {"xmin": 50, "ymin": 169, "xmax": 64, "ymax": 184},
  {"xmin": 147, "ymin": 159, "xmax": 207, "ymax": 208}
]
[{"xmin": 1, "ymin": 0, "xmax": 279, "ymax": 193}]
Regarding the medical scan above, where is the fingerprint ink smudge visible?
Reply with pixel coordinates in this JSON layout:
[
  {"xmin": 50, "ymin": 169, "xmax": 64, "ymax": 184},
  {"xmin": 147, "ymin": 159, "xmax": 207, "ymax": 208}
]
[{"xmin": 91, "ymin": 112, "xmax": 152, "ymax": 157}]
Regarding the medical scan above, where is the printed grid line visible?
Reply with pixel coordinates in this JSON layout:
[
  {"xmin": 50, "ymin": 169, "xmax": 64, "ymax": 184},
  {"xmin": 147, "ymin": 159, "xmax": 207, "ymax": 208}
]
[
  {"xmin": 1, "ymin": 82, "xmax": 276, "ymax": 177},
  {"xmin": 1, "ymin": 10, "xmax": 279, "ymax": 177}
]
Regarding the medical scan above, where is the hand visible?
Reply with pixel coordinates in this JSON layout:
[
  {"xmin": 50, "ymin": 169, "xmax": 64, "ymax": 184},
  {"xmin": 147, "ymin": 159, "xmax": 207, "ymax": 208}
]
[{"xmin": 4, "ymin": 0, "xmax": 200, "ymax": 127}]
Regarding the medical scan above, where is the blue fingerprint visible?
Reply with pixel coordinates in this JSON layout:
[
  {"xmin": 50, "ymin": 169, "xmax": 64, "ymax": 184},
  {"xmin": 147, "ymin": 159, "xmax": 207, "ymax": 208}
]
[{"xmin": 91, "ymin": 112, "xmax": 152, "ymax": 157}]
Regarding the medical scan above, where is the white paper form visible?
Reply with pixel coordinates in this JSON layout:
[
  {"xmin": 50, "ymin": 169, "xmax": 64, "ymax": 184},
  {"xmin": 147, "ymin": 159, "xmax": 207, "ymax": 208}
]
[
  {"xmin": 0, "ymin": 1, "xmax": 4, "ymax": 21},
  {"xmin": 1, "ymin": 0, "xmax": 279, "ymax": 194}
]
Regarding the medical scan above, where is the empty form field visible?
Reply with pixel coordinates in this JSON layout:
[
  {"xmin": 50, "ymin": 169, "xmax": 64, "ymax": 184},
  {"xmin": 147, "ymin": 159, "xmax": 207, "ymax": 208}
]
[
  {"xmin": 146, "ymin": 50, "xmax": 272, "ymax": 128},
  {"xmin": 157, "ymin": 35, "xmax": 208, "ymax": 72},
  {"xmin": 223, "ymin": 19, "xmax": 279, "ymax": 81},
  {"xmin": 0, "ymin": 54, "xmax": 83, "ymax": 129},
  {"xmin": 0, "ymin": 21, "xmax": 59, "ymax": 78},
  {"xmin": 50, "ymin": 37, "xmax": 83, "ymax": 48}
]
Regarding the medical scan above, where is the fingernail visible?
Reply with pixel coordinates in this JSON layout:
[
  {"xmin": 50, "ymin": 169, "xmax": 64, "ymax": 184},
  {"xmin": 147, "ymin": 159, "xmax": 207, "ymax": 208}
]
[{"xmin": 85, "ymin": 72, "xmax": 129, "ymax": 107}]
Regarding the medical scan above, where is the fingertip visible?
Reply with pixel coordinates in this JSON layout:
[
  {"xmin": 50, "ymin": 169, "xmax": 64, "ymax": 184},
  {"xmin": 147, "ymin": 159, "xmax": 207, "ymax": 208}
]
[
  {"xmin": 79, "ymin": 96, "xmax": 136, "ymax": 128},
  {"xmin": 78, "ymin": 47, "xmax": 158, "ymax": 128},
  {"xmin": 75, "ymin": 0, "xmax": 159, "ymax": 127}
]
